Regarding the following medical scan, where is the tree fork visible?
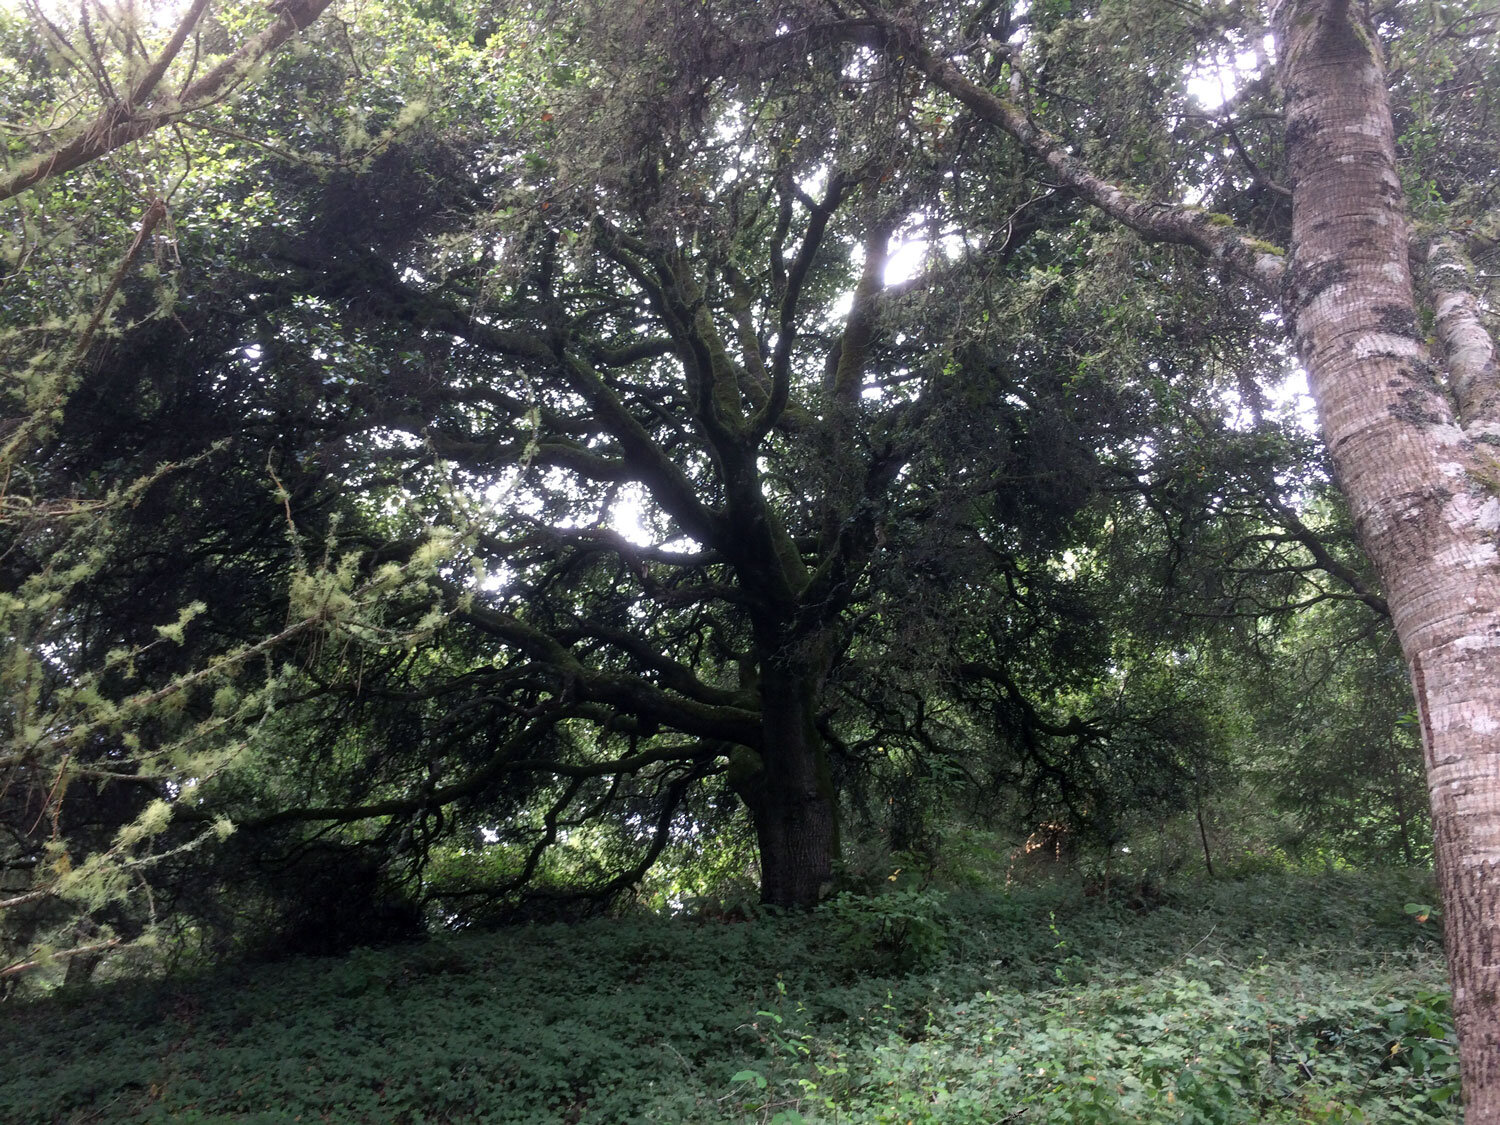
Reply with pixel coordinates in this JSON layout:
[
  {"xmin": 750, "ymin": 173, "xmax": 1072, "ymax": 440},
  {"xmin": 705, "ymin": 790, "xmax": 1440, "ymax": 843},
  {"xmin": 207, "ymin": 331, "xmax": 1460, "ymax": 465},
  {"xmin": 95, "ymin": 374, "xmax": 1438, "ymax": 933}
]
[{"xmin": 0, "ymin": 0, "xmax": 335, "ymax": 203}]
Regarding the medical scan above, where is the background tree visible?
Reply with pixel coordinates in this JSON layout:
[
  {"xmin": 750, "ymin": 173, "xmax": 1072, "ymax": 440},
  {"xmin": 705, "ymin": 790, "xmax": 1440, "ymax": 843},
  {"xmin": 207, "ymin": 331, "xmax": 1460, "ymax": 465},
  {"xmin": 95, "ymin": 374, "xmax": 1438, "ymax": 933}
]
[{"xmin": 3, "ymin": 0, "xmax": 1285, "ymax": 942}]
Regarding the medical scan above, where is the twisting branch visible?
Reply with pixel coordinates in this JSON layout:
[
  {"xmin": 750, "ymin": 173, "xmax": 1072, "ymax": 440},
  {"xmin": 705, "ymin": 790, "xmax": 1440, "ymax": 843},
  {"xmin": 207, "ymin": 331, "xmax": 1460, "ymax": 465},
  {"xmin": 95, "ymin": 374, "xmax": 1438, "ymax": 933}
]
[
  {"xmin": 126, "ymin": 0, "xmax": 215, "ymax": 108},
  {"xmin": 1261, "ymin": 495, "xmax": 1390, "ymax": 619},
  {"xmin": 0, "ymin": 0, "xmax": 335, "ymax": 202},
  {"xmin": 1221, "ymin": 118, "xmax": 1292, "ymax": 198},
  {"xmin": 457, "ymin": 604, "xmax": 763, "ymax": 745},
  {"xmin": 754, "ymin": 171, "xmax": 849, "ymax": 438}
]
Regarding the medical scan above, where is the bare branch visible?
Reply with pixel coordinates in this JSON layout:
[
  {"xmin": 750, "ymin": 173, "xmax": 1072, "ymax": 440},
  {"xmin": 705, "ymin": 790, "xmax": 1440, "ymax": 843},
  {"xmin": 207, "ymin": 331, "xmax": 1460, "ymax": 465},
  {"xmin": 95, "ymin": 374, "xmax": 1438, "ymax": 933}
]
[
  {"xmin": 0, "ymin": 0, "xmax": 335, "ymax": 203},
  {"xmin": 0, "ymin": 938, "xmax": 121, "ymax": 979}
]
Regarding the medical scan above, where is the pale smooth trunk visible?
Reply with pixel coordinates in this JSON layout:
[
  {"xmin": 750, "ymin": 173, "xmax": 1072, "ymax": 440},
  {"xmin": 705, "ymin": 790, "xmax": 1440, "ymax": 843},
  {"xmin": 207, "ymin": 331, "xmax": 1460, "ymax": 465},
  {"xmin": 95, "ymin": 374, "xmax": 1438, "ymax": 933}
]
[{"xmin": 1275, "ymin": 0, "xmax": 1500, "ymax": 1113}]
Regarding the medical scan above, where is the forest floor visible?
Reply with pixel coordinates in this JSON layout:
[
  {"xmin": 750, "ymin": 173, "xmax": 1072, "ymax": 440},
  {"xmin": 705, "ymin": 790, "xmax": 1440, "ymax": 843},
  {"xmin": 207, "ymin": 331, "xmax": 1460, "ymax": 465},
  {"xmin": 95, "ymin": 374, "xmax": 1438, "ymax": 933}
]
[{"xmin": 1, "ymin": 869, "xmax": 1455, "ymax": 1124}]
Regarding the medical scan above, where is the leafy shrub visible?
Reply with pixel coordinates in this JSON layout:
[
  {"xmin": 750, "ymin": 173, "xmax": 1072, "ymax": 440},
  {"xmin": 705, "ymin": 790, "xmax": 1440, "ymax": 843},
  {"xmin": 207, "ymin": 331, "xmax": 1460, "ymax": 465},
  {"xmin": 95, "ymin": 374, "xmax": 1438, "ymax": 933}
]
[{"xmin": 819, "ymin": 888, "xmax": 954, "ymax": 974}]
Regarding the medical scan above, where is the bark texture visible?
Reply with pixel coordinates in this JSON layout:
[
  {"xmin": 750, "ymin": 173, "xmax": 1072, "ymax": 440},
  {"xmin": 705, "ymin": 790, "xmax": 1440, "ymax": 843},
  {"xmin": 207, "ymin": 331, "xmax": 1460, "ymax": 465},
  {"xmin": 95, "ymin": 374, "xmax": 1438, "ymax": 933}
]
[
  {"xmin": 1428, "ymin": 237, "xmax": 1500, "ymax": 442},
  {"xmin": 740, "ymin": 665, "xmax": 839, "ymax": 909},
  {"xmin": 1273, "ymin": 0, "xmax": 1500, "ymax": 1113}
]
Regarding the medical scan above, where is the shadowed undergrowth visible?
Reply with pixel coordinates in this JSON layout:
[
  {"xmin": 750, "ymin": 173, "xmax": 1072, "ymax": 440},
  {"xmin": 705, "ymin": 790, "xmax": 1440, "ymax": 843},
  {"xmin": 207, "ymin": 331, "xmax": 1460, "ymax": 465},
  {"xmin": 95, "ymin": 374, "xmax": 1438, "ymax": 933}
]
[{"xmin": 1, "ymin": 870, "xmax": 1455, "ymax": 1123}]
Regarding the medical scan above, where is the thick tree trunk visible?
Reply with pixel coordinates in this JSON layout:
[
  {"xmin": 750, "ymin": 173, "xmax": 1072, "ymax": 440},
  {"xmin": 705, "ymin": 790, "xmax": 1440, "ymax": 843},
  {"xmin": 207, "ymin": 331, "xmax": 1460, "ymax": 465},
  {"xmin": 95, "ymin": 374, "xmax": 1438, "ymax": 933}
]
[
  {"xmin": 737, "ymin": 664, "xmax": 839, "ymax": 908},
  {"xmin": 1275, "ymin": 0, "xmax": 1500, "ymax": 1114},
  {"xmin": 754, "ymin": 782, "xmax": 837, "ymax": 909}
]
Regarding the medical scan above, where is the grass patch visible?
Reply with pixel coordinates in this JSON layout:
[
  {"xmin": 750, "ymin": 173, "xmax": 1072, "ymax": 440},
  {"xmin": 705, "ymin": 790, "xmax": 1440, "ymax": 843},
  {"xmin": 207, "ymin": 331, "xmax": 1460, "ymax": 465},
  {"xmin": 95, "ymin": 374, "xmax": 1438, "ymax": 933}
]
[{"xmin": 0, "ymin": 870, "xmax": 1454, "ymax": 1123}]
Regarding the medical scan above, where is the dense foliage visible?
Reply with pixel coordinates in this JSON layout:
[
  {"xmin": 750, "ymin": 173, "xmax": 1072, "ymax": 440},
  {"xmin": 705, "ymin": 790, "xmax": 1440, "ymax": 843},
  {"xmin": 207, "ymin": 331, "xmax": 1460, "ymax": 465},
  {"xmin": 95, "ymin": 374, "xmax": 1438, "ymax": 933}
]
[
  {"xmin": 12, "ymin": 0, "xmax": 1500, "ymax": 1108},
  {"xmin": 7, "ymin": 7, "xmax": 1495, "ymax": 1081},
  {"xmin": 0, "ymin": 871, "xmax": 1456, "ymax": 1124},
  {"xmin": 1, "ymin": 0, "xmax": 1434, "ymax": 975}
]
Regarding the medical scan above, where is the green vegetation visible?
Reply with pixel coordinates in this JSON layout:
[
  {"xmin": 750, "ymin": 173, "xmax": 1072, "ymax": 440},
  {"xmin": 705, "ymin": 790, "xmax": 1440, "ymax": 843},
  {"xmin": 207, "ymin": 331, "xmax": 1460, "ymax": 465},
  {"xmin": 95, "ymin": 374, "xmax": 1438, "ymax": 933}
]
[
  {"xmin": 3, "ymin": 0, "xmax": 1497, "ymax": 1113},
  {"xmin": 2, "ymin": 871, "xmax": 1455, "ymax": 1124}
]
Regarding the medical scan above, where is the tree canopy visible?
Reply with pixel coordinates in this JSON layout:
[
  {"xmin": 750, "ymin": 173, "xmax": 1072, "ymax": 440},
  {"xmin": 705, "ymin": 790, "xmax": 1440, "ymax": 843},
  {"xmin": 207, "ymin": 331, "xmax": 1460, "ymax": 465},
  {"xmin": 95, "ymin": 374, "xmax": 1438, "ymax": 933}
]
[{"xmin": 3, "ymin": 0, "xmax": 1496, "ymax": 1103}]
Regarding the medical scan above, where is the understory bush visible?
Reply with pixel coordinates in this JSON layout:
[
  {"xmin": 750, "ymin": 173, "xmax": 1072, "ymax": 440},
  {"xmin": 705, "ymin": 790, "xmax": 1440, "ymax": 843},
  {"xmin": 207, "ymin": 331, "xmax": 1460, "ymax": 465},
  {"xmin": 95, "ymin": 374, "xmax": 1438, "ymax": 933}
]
[{"xmin": 0, "ymin": 870, "xmax": 1453, "ymax": 1123}]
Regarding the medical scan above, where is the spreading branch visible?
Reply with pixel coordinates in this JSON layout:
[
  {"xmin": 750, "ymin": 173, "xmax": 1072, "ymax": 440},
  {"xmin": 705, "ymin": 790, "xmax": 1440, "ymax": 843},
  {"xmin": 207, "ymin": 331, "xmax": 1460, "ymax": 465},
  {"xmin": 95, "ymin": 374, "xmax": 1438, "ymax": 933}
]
[{"xmin": 854, "ymin": 4, "xmax": 1288, "ymax": 293}]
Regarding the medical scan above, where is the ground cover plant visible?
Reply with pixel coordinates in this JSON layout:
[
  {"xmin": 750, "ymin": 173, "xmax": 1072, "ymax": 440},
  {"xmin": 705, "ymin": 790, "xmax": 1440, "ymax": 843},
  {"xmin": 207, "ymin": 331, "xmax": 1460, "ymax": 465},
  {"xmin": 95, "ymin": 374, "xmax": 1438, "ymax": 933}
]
[{"xmin": 0, "ymin": 870, "xmax": 1455, "ymax": 1124}]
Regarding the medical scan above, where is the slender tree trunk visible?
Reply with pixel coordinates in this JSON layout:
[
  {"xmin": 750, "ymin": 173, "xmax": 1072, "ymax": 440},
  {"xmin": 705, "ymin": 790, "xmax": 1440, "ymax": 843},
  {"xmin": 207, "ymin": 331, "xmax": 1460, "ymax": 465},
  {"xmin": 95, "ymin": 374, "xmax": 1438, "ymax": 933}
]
[
  {"xmin": 1195, "ymin": 797, "xmax": 1216, "ymax": 880},
  {"xmin": 742, "ymin": 664, "xmax": 839, "ymax": 909},
  {"xmin": 1275, "ymin": 0, "xmax": 1500, "ymax": 1113},
  {"xmin": 1389, "ymin": 746, "xmax": 1416, "ymax": 867}
]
